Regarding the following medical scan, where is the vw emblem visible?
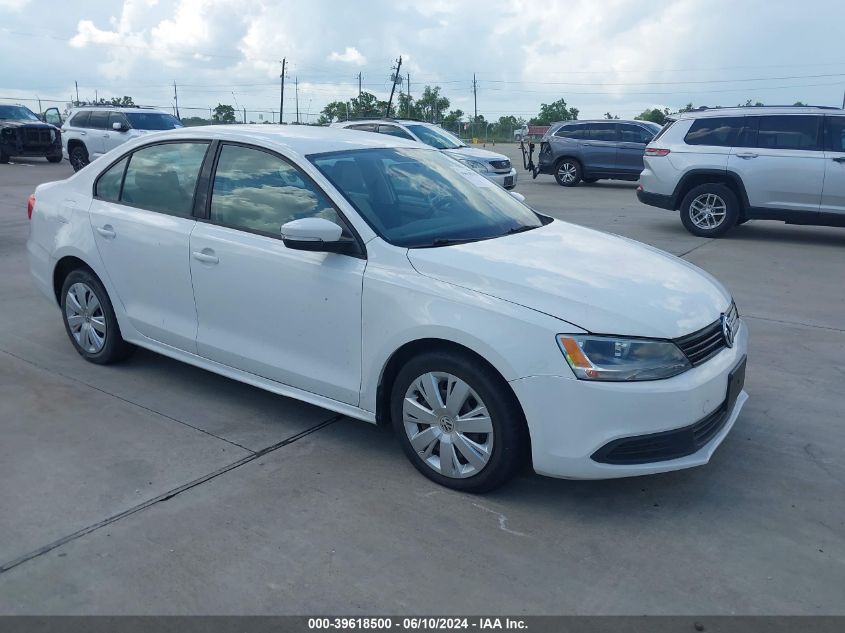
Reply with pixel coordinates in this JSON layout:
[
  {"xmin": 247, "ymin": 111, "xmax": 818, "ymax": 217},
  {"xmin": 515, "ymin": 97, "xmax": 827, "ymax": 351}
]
[{"xmin": 721, "ymin": 311, "xmax": 735, "ymax": 348}]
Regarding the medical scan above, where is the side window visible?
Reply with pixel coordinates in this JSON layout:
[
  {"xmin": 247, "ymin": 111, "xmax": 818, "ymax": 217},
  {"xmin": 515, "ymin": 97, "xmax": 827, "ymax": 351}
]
[
  {"xmin": 70, "ymin": 111, "xmax": 90, "ymax": 128},
  {"xmin": 348, "ymin": 124, "xmax": 376, "ymax": 132},
  {"xmin": 108, "ymin": 112, "xmax": 128, "ymax": 130},
  {"xmin": 95, "ymin": 157, "xmax": 128, "ymax": 202},
  {"xmin": 377, "ymin": 125, "xmax": 414, "ymax": 140},
  {"xmin": 209, "ymin": 144, "xmax": 342, "ymax": 237},
  {"xmin": 684, "ymin": 117, "xmax": 744, "ymax": 146},
  {"xmin": 121, "ymin": 143, "xmax": 208, "ymax": 217},
  {"xmin": 554, "ymin": 125, "xmax": 577, "ymax": 138},
  {"xmin": 825, "ymin": 117, "xmax": 845, "ymax": 152},
  {"xmin": 755, "ymin": 116, "xmax": 822, "ymax": 151},
  {"xmin": 587, "ymin": 123, "xmax": 618, "ymax": 142},
  {"xmin": 88, "ymin": 111, "xmax": 109, "ymax": 130},
  {"xmin": 620, "ymin": 124, "xmax": 653, "ymax": 144}
]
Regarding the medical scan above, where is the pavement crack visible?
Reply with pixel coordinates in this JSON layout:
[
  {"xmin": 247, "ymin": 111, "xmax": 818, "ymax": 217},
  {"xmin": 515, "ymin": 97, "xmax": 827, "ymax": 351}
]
[
  {"xmin": 678, "ymin": 240, "xmax": 713, "ymax": 258},
  {"xmin": 741, "ymin": 314, "xmax": 845, "ymax": 333},
  {"xmin": 0, "ymin": 413, "xmax": 343, "ymax": 576}
]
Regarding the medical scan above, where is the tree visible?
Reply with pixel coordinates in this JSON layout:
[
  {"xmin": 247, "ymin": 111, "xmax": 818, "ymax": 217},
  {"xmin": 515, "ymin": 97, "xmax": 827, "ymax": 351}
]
[
  {"xmin": 678, "ymin": 103, "xmax": 697, "ymax": 113},
  {"xmin": 793, "ymin": 101, "xmax": 807, "ymax": 106},
  {"xmin": 92, "ymin": 95, "xmax": 135, "ymax": 107},
  {"xmin": 604, "ymin": 112, "xmax": 619, "ymax": 119},
  {"xmin": 349, "ymin": 91, "xmax": 386, "ymax": 118},
  {"xmin": 417, "ymin": 86, "xmax": 449, "ymax": 122},
  {"xmin": 442, "ymin": 109, "xmax": 464, "ymax": 125},
  {"xmin": 212, "ymin": 103, "xmax": 236, "ymax": 124},
  {"xmin": 530, "ymin": 98, "xmax": 579, "ymax": 126},
  {"xmin": 397, "ymin": 93, "xmax": 419, "ymax": 119},
  {"xmin": 317, "ymin": 100, "xmax": 350, "ymax": 124},
  {"xmin": 738, "ymin": 99, "xmax": 764, "ymax": 107},
  {"xmin": 635, "ymin": 107, "xmax": 671, "ymax": 125},
  {"xmin": 181, "ymin": 116, "xmax": 211, "ymax": 127}
]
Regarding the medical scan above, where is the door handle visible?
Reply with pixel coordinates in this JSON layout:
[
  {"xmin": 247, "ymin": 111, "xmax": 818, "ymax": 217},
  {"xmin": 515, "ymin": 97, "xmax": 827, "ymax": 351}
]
[
  {"xmin": 96, "ymin": 225, "xmax": 116, "ymax": 239},
  {"xmin": 79, "ymin": 131, "xmax": 86, "ymax": 136},
  {"xmin": 103, "ymin": 134, "xmax": 109, "ymax": 138},
  {"xmin": 192, "ymin": 250, "xmax": 219, "ymax": 264},
  {"xmin": 735, "ymin": 152, "xmax": 758, "ymax": 159},
  {"xmin": 833, "ymin": 157, "xmax": 845, "ymax": 163}
]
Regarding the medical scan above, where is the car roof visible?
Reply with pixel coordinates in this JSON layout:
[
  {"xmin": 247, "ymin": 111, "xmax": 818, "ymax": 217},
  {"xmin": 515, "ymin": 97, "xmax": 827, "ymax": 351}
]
[
  {"xmin": 118, "ymin": 124, "xmax": 424, "ymax": 156},
  {"xmin": 333, "ymin": 119, "xmax": 437, "ymax": 128},
  {"xmin": 550, "ymin": 119, "xmax": 657, "ymax": 126},
  {"xmin": 673, "ymin": 106, "xmax": 844, "ymax": 119},
  {"xmin": 69, "ymin": 106, "xmax": 172, "ymax": 115}
]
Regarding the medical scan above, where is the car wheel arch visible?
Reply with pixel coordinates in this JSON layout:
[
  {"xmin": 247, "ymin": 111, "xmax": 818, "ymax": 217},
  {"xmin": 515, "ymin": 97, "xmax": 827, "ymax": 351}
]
[{"xmin": 673, "ymin": 170, "xmax": 750, "ymax": 214}]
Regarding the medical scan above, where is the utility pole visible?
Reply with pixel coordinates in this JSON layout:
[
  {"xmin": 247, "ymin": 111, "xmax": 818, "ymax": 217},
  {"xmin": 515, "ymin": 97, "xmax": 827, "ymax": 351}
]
[
  {"xmin": 295, "ymin": 76, "xmax": 300, "ymax": 124},
  {"xmin": 842, "ymin": 88, "xmax": 845, "ymax": 109},
  {"xmin": 173, "ymin": 81, "xmax": 180, "ymax": 119},
  {"xmin": 385, "ymin": 55, "xmax": 402, "ymax": 118},
  {"xmin": 472, "ymin": 73, "xmax": 478, "ymax": 139},
  {"xmin": 279, "ymin": 58, "xmax": 286, "ymax": 124},
  {"xmin": 74, "ymin": 80, "xmax": 79, "ymax": 104},
  {"xmin": 406, "ymin": 72, "xmax": 410, "ymax": 118},
  {"xmin": 357, "ymin": 71, "xmax": 362, "ymax": 96}
]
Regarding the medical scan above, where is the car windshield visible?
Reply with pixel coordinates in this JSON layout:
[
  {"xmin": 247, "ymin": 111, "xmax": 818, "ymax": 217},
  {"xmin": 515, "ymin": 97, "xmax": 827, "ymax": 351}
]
[
  {"xmin": 310, "ymin": 148, "xmax": 543, "ymax": 248},
  {"xmin": 124, "ymin": 112, "xmax": 184, "ymax": 130},
  {"xmin": 0, "ymin": 105, "xmax": 40, "ymax": 121},
  {"xmin": 405, "ymin": 125, "xmax": 465, "ymax": 150}
]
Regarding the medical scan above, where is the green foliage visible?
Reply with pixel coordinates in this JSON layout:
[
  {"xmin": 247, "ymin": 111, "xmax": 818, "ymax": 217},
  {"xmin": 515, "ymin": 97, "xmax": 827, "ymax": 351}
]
[
  {"xmin": 604, "ymin": 112, "xmax": 619, "ymax": 119},
  {"xmin": 442, "ymin": 109, "xmax": 464, "ymax": 125},
  {"xmin": 738, "ymin": 99, "xmax": 764, "ymax": 107},
  {"xmin": 318, "ymin": 100, "xmax": 350, "ymax": 124},
  {"xmin": 181, "ymin": 116, "xmax": 211, "ymax": 127},
  {"xmin": 530, "ymin": 98, "xmax": 579, "ymax": 126},
  {"xmin": 397, "ymin": 93, "xmax": 419, "ymax": 119},
  {"xmin": 635, "ymin": 108, "xmax": 671, "ymax": 125},
  {"xmin": 417, "ymin": 86, "xmax": 450, "ymax": 122},
  {"xmin": 212, "ymin": 103, "xmax": 236, "ymax": 123}
]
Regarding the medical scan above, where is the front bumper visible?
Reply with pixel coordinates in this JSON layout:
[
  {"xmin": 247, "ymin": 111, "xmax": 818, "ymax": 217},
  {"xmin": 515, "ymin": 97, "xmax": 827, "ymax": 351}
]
[
  {"xmin": 511, "ymin": 320, "xmax": 748, "ymax": 479},
  {"xmin": 486, "ymin": 168, "xmax": 518, "ymax": 189}
]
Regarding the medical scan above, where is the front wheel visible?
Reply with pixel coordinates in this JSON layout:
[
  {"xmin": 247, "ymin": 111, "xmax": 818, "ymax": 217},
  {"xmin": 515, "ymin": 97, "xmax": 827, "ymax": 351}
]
[
  {"xmin": 69, "ymin": 145, "xmax": 89, "ymax": 172},
  {"xmin": 60, "ymin": 269, "xmax": 135, "ymax": 364},
  {"xmin": 680, "ymin": 184, "xmax": 739, "ymax": 237},
  {"xmin": 390, "ymin": 351, "xmax": 526, "ymax": 493},
  {"xmin": 47, "ymin": 154, "xmax": 62, "ymax": 163},
  {"xmin": 0, "ymin": 149, "xmax": 9, "ymax": 164},
  {"xmin": 554, "ymin": 158, "xmax": 582, "ymax": 186}
]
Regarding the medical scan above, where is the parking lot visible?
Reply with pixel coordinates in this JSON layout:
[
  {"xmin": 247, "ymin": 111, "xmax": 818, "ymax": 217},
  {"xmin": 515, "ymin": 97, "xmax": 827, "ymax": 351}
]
[{"xmin": 0, "ymin": 144, "xmax": 843, "ymax": 614}]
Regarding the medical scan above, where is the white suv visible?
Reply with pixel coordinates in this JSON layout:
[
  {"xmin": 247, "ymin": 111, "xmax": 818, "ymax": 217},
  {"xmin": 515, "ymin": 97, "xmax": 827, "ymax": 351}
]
[
  {"xmin": 62, "ymin": 105, "xmax": 183, "ymax": 171},
  {"xmin": 637, "ymin": 106, "xmax": 845, "ymax": 236},
  {"xmin": 332, "ymin": 119, "xmax": 518, "ymax": 189}
]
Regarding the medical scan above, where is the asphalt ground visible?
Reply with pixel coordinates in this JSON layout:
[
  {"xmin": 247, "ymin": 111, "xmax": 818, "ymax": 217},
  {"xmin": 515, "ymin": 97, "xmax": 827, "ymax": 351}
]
[{"xmin": 0, "ymin": 145, "xmax": 843, "ymax": 614}]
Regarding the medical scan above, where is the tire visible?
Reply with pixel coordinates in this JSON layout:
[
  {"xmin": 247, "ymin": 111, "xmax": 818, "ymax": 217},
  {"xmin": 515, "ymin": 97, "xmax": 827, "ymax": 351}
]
[
  {"xmin": 60, "ymin": 269, "xmax": 135, "ymax": 364},
  {"xmin": 47, "ymin": 154, "xmax": 62, "ymax": 163},
  {"xmin": 390, "ymin": 350, "xmax": 526, "ymax": 493},
  {"xmin": 554, "ymin": 158, "xmax": 582, "ymax": 186},
  {"xmin": 582, "ymin": 177, "xmax": 599, "ymax": 184},
  {"xmin": 69, "ymin": 144, "xmax": 89, "ymax": 172},
  {"xmin": 680, "ymin": 183, "xmax": 739, "ymax": 238},
  {"xmin": 0, "ymin": 149, "xmax": 9, "ymax": 164}
]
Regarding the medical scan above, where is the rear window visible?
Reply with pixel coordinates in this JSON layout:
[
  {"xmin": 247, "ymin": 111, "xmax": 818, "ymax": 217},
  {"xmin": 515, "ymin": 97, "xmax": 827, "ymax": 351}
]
[
  {"xmin": 825, "ymin": 116, "xmax": 845, "ymax": 152},
  {"xmin": 754, "ymin": 115, "xmax": 822, "ymax": 151},
  {"xmin": 684, "ymin": 117, "xmax": 745, "ymax": 147}
]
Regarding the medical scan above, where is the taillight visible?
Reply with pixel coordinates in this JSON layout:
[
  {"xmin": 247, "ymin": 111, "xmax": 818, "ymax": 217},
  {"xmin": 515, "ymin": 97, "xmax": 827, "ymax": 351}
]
[
  {"xmin": 27, "ymin": 194, "xmax": 36, "ymax": 219},
  {"xmin": 645, "ymin": 148, "xmax": 670, "ymax": 157}
]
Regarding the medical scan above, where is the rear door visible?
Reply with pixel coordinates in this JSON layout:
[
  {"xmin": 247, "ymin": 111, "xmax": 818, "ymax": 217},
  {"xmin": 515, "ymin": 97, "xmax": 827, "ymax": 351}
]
[
  {"xmin": 583, "ymin": 123, "xmax": 619, "ymax": 174},
  {"xmin": 728, "ymin": 114, "xmax": 824, "ymax": 218},
  {"xmin": 85, "ymin": 111, "xmax": 109, "ymax": 158},
  {"xmin": 821, "ymin": 115, "xmax": 845, "ymax": 218},
  {"xmin": 617, "ymin": 123, "xmax": 655, "ymax": 175}
]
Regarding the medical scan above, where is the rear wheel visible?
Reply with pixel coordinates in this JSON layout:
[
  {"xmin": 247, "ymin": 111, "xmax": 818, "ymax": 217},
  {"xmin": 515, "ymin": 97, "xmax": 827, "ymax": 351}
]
[
  {"xmin": 680, "ymin": 183, "xmax": 739, "ymax": 238},
  {"xmin": 390, "ymin": 350, "xmax": 526, "ymax": 493},
  {"xmin": 0, "ymin": 149, "xmax": 9, "ymax": 164},
  {"xmin": 69, "ymin": 144, "xmax": 89, "ymax": 172},
  {"xmin": 60, "ymin": 269, "xmax": 135, "ymax": 364},
  {"xmin": 47, "ymin": 154, "xmax": 62, "ymax": 163},
  {"xmin": 554, "ymin": 158, "xmax": 582, "ymax": 186}
]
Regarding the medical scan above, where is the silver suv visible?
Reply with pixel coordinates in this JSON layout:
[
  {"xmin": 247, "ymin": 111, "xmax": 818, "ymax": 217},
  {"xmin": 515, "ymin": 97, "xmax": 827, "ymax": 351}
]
[
  {"xmin": 536, "ymin": 119, "xmax": 661, "ymax": 186},
  {"xmin": 332, "ymin": 119, "xmax": 517, "ymax": 189},
  {"xmin": 62, "ymin": 105, "xmax": 183, "ymax": 171},
  {"xmin": 637, "ymin": 106, "xmax": 845, "ymax": 237}
]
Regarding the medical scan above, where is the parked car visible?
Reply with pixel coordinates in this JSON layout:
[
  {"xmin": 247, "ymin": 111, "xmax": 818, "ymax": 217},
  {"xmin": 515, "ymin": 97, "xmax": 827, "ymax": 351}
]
[
  {"xmin": 332, "ymin": 118, "xmax": 518, "ymax": 189},
  {"xmin": 537, "ymin": 119, "xmax": 661, "ymax": 186},
  {"xmin": 61, "ymin": 105, "xmax": 183, "ymax": 171},
  {"xmin": 637, "ymin": 106, "xmax": 845, "ymax": 237},
  {"xmin": 0, "ymin": 104, "xmax": 63, "ymax": 164},
  {"xmin": 27, "ymin": 125, "xmax": 747, "ymax": 492}
]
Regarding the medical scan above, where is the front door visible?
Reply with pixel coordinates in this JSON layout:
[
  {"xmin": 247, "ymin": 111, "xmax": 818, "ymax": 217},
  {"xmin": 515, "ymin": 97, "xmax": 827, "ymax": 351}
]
[
  {"xmin": 88, "ymin": 141, "xmax": 209, "ymax": 351},
  {"xmin": 821, "ymin": 115, "xmax": 845, "ymax": 218},
  {"xmin": 189, "ymin": 143, "xmax": 366, "ymax": 405}
]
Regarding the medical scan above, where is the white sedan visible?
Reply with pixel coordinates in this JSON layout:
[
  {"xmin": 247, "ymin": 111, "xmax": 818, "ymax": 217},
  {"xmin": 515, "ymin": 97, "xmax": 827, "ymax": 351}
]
[{"xmin": 27, "ymin": 125, "xmax": 748, "ymax": 492}]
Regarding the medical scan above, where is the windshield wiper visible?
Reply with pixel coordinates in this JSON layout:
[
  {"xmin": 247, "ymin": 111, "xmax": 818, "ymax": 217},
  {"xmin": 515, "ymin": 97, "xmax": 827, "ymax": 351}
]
[
  {"xmin": 411, "ymin": 236, "xmax": 485, "ymax": 248},
  {"xmin": 502, "ymin": 224, "xmax": 538, "ymax": 236}
]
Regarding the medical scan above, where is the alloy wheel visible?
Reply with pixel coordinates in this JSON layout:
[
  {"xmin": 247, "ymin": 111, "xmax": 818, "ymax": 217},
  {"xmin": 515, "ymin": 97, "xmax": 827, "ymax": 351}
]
[
  {"xmin": 557, "ymin": 162, "xmax": 577, "ymax": 183},
  {"xmin": 65, "ymin": 282, "xmax": 106, "ymax": 353},
  {"xmin": 689, "ymin": 193, "xmax": 727, "ymax": 230},
  {"xmin": 402, "ymin": 372, "xmax": 494, "ymax": 479}
]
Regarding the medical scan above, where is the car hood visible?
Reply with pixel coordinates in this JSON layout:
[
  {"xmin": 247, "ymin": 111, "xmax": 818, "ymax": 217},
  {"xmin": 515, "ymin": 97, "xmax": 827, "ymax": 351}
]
[
  {"xmin": 406, "ymin": 220, "xmax": 731, "ymax": 338},
  {"xmin": 442, "ymin": 146, "xmax": 509, "ymax": 163},
  {"xmin": 0, "ymin": 120, "xmax": 58, "ymax": 131}
]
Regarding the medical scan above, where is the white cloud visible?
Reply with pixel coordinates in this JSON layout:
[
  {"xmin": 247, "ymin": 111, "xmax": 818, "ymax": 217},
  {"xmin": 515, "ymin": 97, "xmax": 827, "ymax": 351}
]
[
  {"xmin": 0, "ymin": 0, "xmax": 30, "ymax": 11},
  {"xmin": 327, "ymin": 47, "xmax": 367, "ymax": 66}
]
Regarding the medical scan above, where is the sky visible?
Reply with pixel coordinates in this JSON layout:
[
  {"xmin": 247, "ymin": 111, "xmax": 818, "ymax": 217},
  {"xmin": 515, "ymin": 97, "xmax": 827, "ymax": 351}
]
[{"xmin": 1, "ymin": 0, "xmax": 844, "ymax": 123}]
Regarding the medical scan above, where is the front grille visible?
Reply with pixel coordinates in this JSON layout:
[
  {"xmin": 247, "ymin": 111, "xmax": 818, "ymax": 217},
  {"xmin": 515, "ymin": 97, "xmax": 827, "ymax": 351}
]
[
  {"xmin": 489, "ymin": 159, "xmax": 511, "ymax": 171},
  {"xmin": 674, "ymin": 306, "xmax": 735, "ymax": 366},
  {"xmin": 592, "ymin": 401, "xmax": 730, "ymax": 465},
  {"xmin": 19, "ymin": 128, "xmax": 54, "ymax": 146}
]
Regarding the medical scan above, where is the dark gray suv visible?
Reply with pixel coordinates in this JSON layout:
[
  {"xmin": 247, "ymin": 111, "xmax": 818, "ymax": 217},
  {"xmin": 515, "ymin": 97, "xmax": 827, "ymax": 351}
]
[{"xmin": 537, "ymin": 119, "xmax": 661, "ymax": 186}]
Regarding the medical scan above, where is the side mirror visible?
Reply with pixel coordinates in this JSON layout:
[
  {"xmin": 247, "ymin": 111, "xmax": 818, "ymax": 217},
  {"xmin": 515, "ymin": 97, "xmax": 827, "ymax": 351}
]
[
  {"xmin": 112, "ymin": 122, "xmax": 126, "ymax": 132},
  {"xmin": 509, "ymin": 191, "xmax": 526, "ymax": 203},
  {"xmin": 281, "ymin": 217, "xmax": 355, "ymax": 255}
]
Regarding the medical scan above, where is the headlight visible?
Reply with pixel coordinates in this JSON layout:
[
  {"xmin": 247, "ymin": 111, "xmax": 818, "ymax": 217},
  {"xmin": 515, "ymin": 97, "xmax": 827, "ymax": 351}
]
[
  {"xmin": 457, "ymin": 158, "xmax": 489, "ymax": 173},
  {"xmin": 557, "ymin": 334, "xmax": 691, "ymax": 381}
]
